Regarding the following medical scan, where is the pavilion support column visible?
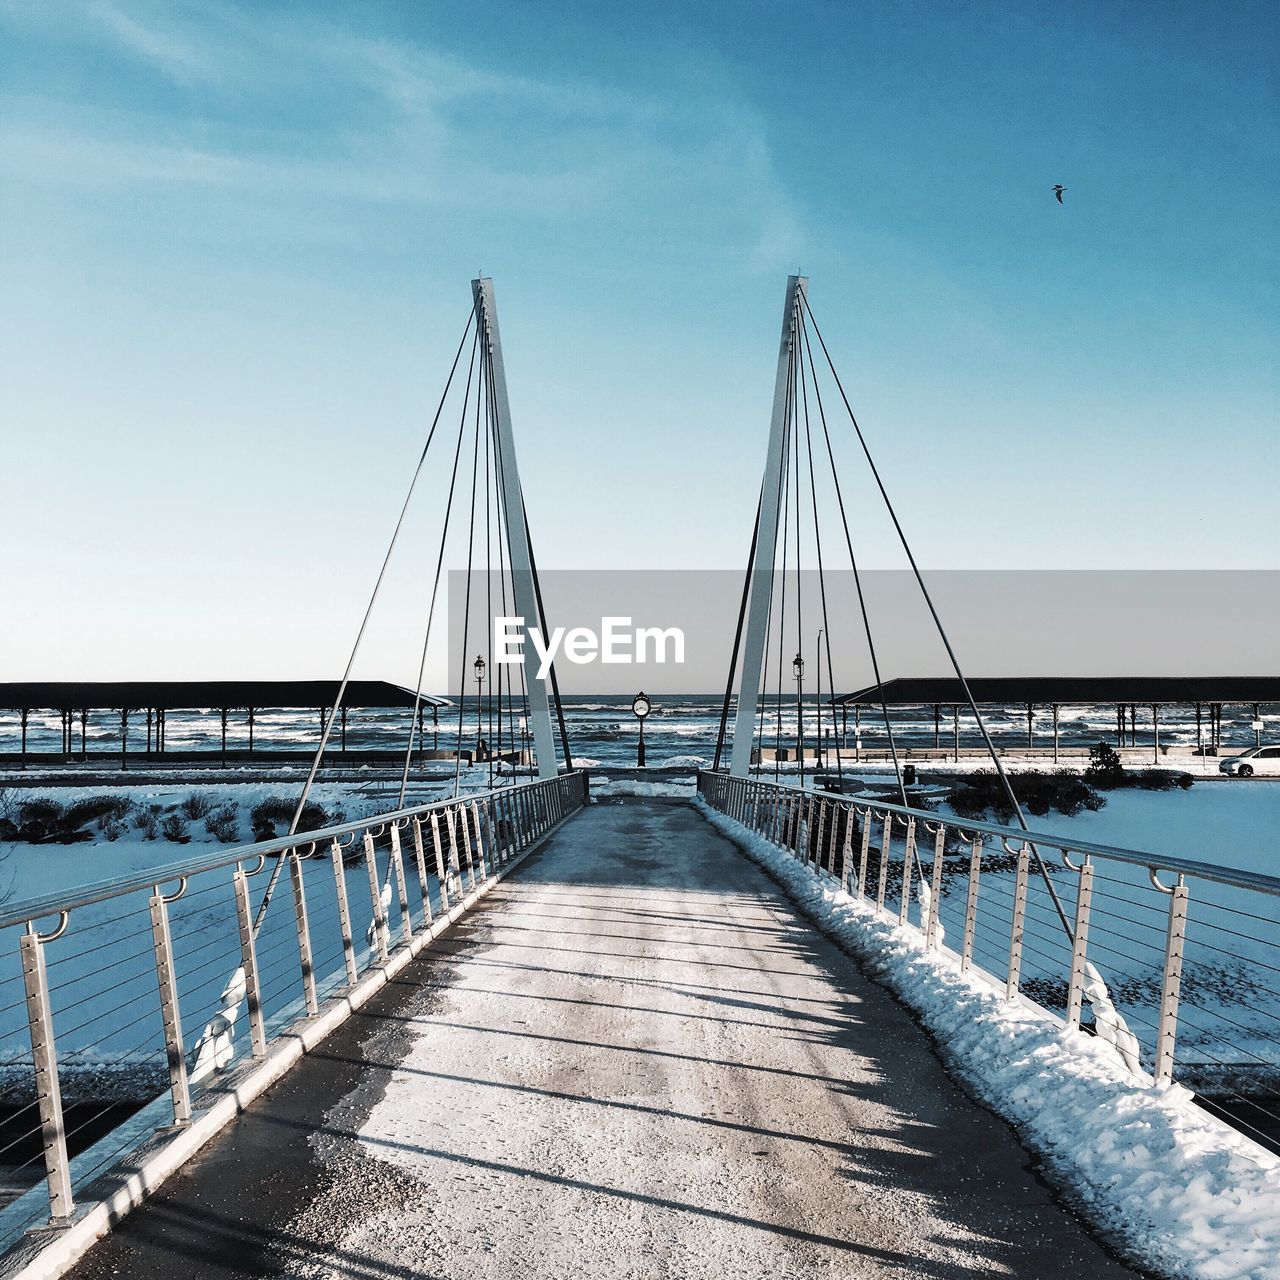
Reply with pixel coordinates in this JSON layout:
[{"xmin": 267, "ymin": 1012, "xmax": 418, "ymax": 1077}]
[
  {"xmin": 1026, "ymin": 703, "xmax": 1033, "ymax": 750},
  {"xmin": 340, "ymin": 707, "xmax": 348, "ymax": 753},
  {"xmin": 120, "ymin": 708, "xmax": 129, "ymax": 771},
  {"xmin": 80, "ymin": 710, "xmax": 86, "ymax": 759},
  {"xmin": 220, "ymin": 708, "xmax": 228, "ymax": 768},
  {"xmin": 953, "ymin": 705, "xmax": 959, "ymax": 763},
  {"xmin": 1196, "ymin": 703, "xmax": 1203, "ymax": 755},
  {"xmin": 20, "ymin": 709, "xmax": 28, "ymax": 765},
  {"xmin": 1254, "ymin": 703, "xmax": 1262, "ymax": 750},
  {"xmin": 433, "ymin": 705, "xmax": 439, "ymax": 750},
  {"xmin": 1052, "ymin": 704, "xmax": 1059, "ymax": 764},
  {"xmin": 1152, "ymin": 703, "xmax": 1160, "ymax": 763},
  {"xmin": 855, "ymin": 705, "xmax": 862, "ymax": 762},
  {"xmin": 1116, "ymin": 705, "xmax": 1123, "ymax": 747},
  {"xmin": 933, "ymin": 704, "xmax": 941, "ymax": 750},
  {"xmin": 1131, "ymin": 704, "xmax": 1138, "ymax": 748},
  {"xmin": 146, "ymin": 708, "xmax": 153, "ymax": 754},
  {"xmin": 248, "ymin": 707, "xmax": 255, "ymax": 754}
]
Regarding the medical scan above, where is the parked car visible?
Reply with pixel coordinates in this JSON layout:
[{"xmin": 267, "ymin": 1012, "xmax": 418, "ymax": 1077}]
[{"xmin": 1219, "ymin": 746, "xmax": 1280, "ymax": 777}]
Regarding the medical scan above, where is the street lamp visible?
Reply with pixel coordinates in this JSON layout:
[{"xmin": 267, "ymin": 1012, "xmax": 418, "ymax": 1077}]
[
  {"xmin": 632, "ymin": 691, "xmax": 651, "ymax": 768},
  {"xmin": 473, "ymin": 655, "xmax": 486, "ymax": 763},
  {"xmin": 815, "ymin": 630, "xmax": 824, "ymax": 769},
  {"xmin": 792, "ymin": 652, "xmax": 804, "ymax": 784}
]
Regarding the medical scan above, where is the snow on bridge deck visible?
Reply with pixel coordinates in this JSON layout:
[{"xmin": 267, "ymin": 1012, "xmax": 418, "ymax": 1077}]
[{"xmin": 68, "ymin": 798, "xmax": 1138, "ymax": 1280}]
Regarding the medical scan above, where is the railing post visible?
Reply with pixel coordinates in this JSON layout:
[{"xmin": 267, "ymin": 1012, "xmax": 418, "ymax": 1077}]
[
  {"xmin": 430, "ymin": 811, "xmax": 451, "ymax": 909},
  {"xmin": 388, "ymin": 825, "xmax": 414, "ymax": 942},
  {"xmin": 925, "ymin": 824, "xmax": 945, "ymax": 949},
  {"xmin": 148, "ymin": 889, "xmax": 192, "ymax": 1126},
  {"xmin": 331, "ymin": 838, "xmax": 358, "ymax": 988},
  {"xmin": 1155, "ymin": 874, "xmax": 1189, "ymax": 1085},
  {"xmin": 877, "ymin": 814, "xmax": 892, "ymax": 911},
  {"xmin": 962, "ymin": 836, "xmax": 982, "ymax": 973},
  {"xmin": 288, "ymin": 852, "xmax": 319, "ymax": 1017},
  {"xmin": 459, "ymin": 806, "xmax": 478, "ymax": 889},
  {"xmin": 411, "ymin": 818, "xmax": 434, "ymax": 924},
  {"xmin": 857, "ymin": 810, "xmax": 872, "ymax": 901},
  {"xmin": 840, "ymin": 806, "xmax": 852, "ymax": 892},
  {"xmin": 444, "ymin": 807, "xmax": 465, "ymax": 896},
  {"xmin": 1007, "ymin": 843, "xmax": 1031, "ymax": 997},
  {"xmin": 470, "ymin": 800, "xmax": 489, "ymax": 879},
  {"xmin": 363, "ymin": 833, "xmax": 390, "ymax": 965},
  {"xmin": 899, "ymin": 818, "xmax": 916, "ymax": 927},
  {"xmin": 232, "ymin": 868, "xmax": 267, "ymax": 1057},
  {"xmin": 1065, "ymin": 858, "xmax": 1094, "ymax": 1030},
  {"xmin": 814, "ymin": 800, "xmax": 827, "ymax": 873},
  {"xmin": 21, "ymin": 925, "xmax": 73, "ymax": 1222}
]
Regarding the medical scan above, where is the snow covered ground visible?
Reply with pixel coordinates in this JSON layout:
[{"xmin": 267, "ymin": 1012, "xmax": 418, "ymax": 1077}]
[{"xmin": 698, "ymin": 799, "xmax": 1280, "ymax": 1280}]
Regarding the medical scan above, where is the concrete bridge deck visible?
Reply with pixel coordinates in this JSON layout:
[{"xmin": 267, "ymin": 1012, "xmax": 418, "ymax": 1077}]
[{"xmin": 68, "ymin": 798, "xmax": 1140, "ymax": 1279}]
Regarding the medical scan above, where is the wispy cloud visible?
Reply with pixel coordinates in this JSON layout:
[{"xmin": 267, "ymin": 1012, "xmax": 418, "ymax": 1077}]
[{"xmin": 0, "ymin": 0, "xmax": 807, "ymax": 266}]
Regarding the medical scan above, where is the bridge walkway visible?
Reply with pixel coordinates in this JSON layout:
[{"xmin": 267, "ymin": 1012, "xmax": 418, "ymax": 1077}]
[{"xmin": 68, "ymin": 798, "xmax": 1139, "ymax": 1280}]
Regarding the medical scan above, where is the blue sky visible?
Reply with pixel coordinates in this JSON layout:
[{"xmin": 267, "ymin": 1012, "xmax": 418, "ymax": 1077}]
[{"xmin": 2, "ymin": 1, "xmax": 1276, "ymax": 685}]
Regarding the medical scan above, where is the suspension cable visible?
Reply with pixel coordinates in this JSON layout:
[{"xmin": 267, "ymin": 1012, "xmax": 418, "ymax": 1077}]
[
  {"xmin": 800, "ymin": 291, "xmax": 1072, "ymax": 935},
  {"xmin": 396, "ymin": 328, "xmax": 480, "ymax": 806},
  {"xmin": 712, "ymin": 483, "xmax": 764, "ymax": 771},
  {"xmin": 452, "ymin": 332, "xmax": 488, "ymax": 797},
  {"xmin": 797, "ymin": 312, "xmax": 909, "ymax": 812},
  {"xmin": 253, "ymin": 308, "xmax": 473, "ymax": 934},
  {"xmin": 796, "ymin": 330, "xmax": 843, "ymax": 794}
]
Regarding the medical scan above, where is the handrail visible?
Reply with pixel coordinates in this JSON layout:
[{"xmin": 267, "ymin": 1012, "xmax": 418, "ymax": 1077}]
[
  {"xmin": 0, "ymin": 771, "xmax": 586, "ymax": 931},
  {"xmin": 720, "ymin": 774, "xmax": 1280, "ymax": 898}
]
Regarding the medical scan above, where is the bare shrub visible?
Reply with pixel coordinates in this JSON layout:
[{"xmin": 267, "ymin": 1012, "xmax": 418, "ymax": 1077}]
[
  {"xmin": 161, "ymin": 814, "xmax": 190, "ymax": 844},
  {"xmin": 180, "ymin": 794, "xmax": 215, "ymax": 820}
]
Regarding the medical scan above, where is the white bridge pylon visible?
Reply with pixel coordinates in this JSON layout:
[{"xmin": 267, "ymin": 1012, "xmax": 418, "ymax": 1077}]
[
  {"xmin": 730, "ymin": 274, "xmax": 807, "ymax": 778},
  {"xmin": 472, "ymin": 277, "xmax": 558, "ymax": 781}
]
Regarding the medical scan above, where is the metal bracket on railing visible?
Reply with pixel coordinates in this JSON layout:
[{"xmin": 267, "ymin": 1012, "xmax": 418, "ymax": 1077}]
[
  {"xmin": 241, "ymin": 854, "xmax": 268, "ymax": 876},
  {"xmin": 154, "ymin": 877, "xmax": 188, "ymax": 904},
  {"xmin": 1148, "ymin": 867, "xmax": 1177, "ymax": 894},
  {"xmin": 27, "ymin": 912, "xmax": 70, "ymax": 944},
  {"xmin": 1061, "ymin": 850, "xmax": 1087, "ymax": 872}
]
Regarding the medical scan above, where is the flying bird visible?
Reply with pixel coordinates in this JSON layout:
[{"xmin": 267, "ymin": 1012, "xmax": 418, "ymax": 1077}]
[{"xmin": 1053, "ymin": 184, "xmax": 1067, "ymax": 204}]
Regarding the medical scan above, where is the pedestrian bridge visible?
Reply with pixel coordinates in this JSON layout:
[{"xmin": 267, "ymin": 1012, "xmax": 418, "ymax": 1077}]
[{"xmin": 2, "ymin": 772, "xmax": 1277, "ymax": 1279}]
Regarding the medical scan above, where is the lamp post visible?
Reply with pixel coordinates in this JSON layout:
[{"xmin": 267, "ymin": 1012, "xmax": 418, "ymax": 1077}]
[
  {"xmin": 632, "ymin": 691, "xmax": 651, "ymax": 768},
  {"xmin": 793, "ymin": 652, "xmax": 804, "ymax": 785},
  {"xmin": 473, "ymin": 655, "xmax": 486, "ymax": 767},
  {"xmin": 815, "ymin": 630, "xmax": 823, "ymax": 770}
]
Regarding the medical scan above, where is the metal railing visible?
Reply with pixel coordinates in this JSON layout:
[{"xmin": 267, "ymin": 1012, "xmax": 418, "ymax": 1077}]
[
  {"xmin": 0, "ymin": 771, "xmax": 588, "ymax": 1248},
  {"xmin": 698, "ymin": 770, "xmax": 1280, "ymax": 1154}
]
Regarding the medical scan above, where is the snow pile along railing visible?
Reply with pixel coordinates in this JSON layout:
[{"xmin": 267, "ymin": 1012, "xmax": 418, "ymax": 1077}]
[
  {"xmin": 0, "ymin": 771, "xmax": 588, "ymax": 1255},
  {"xmin": 697, "ymin": 770, "xmax": 1280, "ymax": 1155}
]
